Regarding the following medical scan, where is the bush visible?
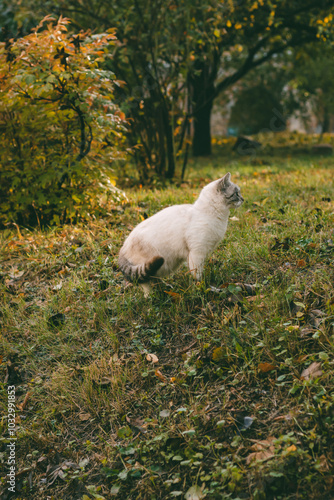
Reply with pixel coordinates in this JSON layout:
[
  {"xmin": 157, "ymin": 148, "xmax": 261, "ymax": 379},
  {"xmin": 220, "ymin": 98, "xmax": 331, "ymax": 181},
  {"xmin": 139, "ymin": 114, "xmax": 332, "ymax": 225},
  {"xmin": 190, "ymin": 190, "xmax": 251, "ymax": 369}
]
[{"xmin": 0, "ymin": 16, "xmax": 127, "ymax": 226}]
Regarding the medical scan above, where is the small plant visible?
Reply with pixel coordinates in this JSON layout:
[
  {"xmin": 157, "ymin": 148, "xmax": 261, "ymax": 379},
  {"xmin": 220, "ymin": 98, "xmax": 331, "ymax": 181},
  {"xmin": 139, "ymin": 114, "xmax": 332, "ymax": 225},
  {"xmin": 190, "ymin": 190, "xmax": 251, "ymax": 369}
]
[{"xmin": 0, "ymin": 16, "xmax": 127, "ymax": 226}]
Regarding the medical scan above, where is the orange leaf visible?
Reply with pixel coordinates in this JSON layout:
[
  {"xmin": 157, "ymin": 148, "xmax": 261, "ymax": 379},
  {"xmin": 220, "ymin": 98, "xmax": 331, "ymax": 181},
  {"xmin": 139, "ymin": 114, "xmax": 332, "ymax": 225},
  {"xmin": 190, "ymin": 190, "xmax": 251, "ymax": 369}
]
[
  {"xmin": 258, "ymin": 362, "xmax": 276, "ymax": 373},
  {"xmin": 297, "ymin": 259, "xmax": 307, "ymax": 268},
  {"xmin": 155, "ymin": 369, "xmax": 167, "ymax": 382},
  {"xmin": 286, "ymin": 444, "xmax": 297, "ymax": 453},
  {"xmin": 17, "ymin": 391, "xmax": 31, "ymax": 411},
  {"xmin": 164, "ymin": 291, "xmax": 181, "ymax": 300}
]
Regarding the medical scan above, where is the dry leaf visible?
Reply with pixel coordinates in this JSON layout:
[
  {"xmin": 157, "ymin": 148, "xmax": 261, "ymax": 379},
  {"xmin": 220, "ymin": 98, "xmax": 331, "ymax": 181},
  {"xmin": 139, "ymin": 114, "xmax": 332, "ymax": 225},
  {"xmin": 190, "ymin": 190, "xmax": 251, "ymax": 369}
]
[
  {"xmin": 126, "ymin": 415, "xmax": 147, "ymax": 433},
  {"xmin": 246, "ymin": 437, "xmax": 276, "ymax": 464},
  {"xmin": 78, "ymin": 413, "xmax": 91, "ymax": 421},
  {"xmin": 164, "ymin": 291, "xmax": 181, "ymax": 300},
  {"xmin": 9, "ymin": 269, "xmax": 25, "ymax": 279},
  {"xmin": 155, "ymin": 369, "xmax": 167, "ymax": 382},
  {"xmin": 146, "ymin": 353, "xmax": 159, "ymax": 364},
  {"xmin": 300, "ymin": 327, "xmax": 315, "ymax": 338},
  {"xmin": 297, "ymin": 259, "xmax": 307, "ymax": 268},
  {"xmin": 258, "ymin": 362, "xmax": 276, "ymax": 373},
  {"xmin": 185, "ymin": 485, "xmax": 205, "ymax": 500},
  {"xmin": 17, "ymin": 391, "xmax": 31, "ymax": 411},
  {"xmin": 159, "ymin": 409, "xmax": 170, "ymax": 418},
  {"xmin": 301, "ymin": 361, "xmax": 322, "ymax": 380},
  {"xmin": 310, "ymin": 309, "xmax": 326, "ymax": 318}
]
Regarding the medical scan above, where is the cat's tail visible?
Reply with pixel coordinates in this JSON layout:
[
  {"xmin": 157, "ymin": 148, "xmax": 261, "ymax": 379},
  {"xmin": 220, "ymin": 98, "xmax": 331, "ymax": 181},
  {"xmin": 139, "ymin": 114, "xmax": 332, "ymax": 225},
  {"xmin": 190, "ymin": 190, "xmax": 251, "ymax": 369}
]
[{"xmin": 118, "ymin": 255, "xmax": 164, "ymax": 282}]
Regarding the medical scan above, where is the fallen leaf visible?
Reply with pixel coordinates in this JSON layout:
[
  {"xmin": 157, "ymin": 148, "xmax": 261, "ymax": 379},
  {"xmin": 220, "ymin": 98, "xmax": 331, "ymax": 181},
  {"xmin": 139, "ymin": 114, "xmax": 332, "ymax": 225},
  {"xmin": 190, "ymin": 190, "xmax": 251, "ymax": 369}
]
[
  {"xmin": 9, "ymin": 269, "xmax": 25, "ymax": 279},
  {"xmin": 78, "ymin": 413, "xmax": 91, "ymax": 421},
  {"xmin": 310, "ymin": 309, "xmax": 326, "ymax": 318},
  {"xmin": 258, "ymin": 362, "xmax": 276, "ymax": 373},
  {"xmin": 297, "ymin": 259, "xmax": 307, "ymax": 268},
  {"xmin": 155, "ymin": 369, "xmax": 167, "ymax": 382},
  {"xmin": 286, "ymin": 444, "xmax": 297, "ymax": 453},
  {"xmin": 229, "ymin": 216, "xmax": 240, "ymax": 221},
  {"xmin": 17, "ymin": 391, "xmax": 31, "ymax": 411},
  {"xmin": 52, "ymin": 282, "xmax": 63, "ymax": 291},
  {"xmin": 318, "ymin": 454, "xmax": 330, "ymax": 472},
  {"xmin": 301, "ymin": 361, "xmax": 322, "ymax": 380},
  {"xmin": 146, "ymin": 353, "xmax": 159, "ymax": 364},
  {"xmin": 164, "ymin": 291, "xmax": 181, "ymax": 300},
  {"xmin": 126, "ymin": 416, "xmax": 147, "ymax": 433},
  {"xmin": 159, "ymin": 409, "xmax": 170, "ymax": 418},
  {"xmin": 247, "ymin": 294, "xmax": 265, "ymax": 302},
  {"xmin": 58, "ymin": 267, "xmax": 71, "ymax": 276},
  {"xmin": 212, "ymin": 347, "xmax": 224, "ymax": 361},
  {"xmin": 246, "ymin": 437, "xmax": 276, "ymax": 464},
  {"xmin": 185, "ymin": 485, "xmax": 205, "ymax": 500}
]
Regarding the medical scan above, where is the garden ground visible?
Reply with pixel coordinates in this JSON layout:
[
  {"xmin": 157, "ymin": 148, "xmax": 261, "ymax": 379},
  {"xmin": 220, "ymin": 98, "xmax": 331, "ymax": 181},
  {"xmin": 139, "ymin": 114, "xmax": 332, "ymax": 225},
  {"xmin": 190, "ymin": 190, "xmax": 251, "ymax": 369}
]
[{"xmin": 1, "ymin": 141, "xmax": 334, "ymax": 499}]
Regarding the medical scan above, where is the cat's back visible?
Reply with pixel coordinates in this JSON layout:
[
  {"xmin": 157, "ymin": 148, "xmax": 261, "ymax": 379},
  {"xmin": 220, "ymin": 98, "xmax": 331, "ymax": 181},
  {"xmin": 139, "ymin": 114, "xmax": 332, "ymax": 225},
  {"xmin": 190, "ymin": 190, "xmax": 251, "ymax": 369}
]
[{"xmin": 130, "ymin": 203, "xmax": 193, "ymax": 236}]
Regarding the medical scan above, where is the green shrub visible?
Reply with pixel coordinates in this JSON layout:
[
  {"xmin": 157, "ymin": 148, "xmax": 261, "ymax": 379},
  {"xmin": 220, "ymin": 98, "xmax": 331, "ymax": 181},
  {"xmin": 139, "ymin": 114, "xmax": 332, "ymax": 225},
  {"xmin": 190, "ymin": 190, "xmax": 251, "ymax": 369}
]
[{"xmin": 0, "ymin": 16, "xmax": 127, "ymax": 226}]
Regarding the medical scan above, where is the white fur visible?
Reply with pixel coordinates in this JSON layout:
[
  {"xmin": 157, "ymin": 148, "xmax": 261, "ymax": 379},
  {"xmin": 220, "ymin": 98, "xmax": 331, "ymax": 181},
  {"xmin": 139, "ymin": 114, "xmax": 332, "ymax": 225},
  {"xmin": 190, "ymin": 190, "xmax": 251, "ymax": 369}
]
[{"xmin": 119, "ymin": 173, "xmax": 243, "ymax": 292}]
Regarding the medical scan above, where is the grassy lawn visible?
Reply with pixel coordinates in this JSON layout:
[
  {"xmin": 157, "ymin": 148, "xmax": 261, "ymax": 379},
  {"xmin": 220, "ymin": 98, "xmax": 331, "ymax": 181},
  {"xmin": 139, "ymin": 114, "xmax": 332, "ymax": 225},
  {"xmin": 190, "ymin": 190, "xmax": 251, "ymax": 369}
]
[{"xmin": 1, "ymin": 148, "xmax": 334, "ymax": 499}]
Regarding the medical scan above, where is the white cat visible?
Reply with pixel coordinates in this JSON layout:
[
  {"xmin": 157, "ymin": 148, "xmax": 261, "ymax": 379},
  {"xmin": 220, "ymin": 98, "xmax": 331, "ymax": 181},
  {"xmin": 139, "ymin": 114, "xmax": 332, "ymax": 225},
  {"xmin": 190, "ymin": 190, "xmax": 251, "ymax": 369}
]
[{"xmin": 119, "ymin": 173, "xmax": 243, "ymax": 294}]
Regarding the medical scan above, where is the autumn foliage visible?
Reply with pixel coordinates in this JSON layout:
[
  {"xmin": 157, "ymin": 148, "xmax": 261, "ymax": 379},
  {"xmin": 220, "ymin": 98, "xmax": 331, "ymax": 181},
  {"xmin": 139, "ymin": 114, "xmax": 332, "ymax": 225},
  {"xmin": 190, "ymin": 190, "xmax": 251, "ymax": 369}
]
[{"xmin": 0, "ymin": 16, "xmax": 127, "ymax": 226}]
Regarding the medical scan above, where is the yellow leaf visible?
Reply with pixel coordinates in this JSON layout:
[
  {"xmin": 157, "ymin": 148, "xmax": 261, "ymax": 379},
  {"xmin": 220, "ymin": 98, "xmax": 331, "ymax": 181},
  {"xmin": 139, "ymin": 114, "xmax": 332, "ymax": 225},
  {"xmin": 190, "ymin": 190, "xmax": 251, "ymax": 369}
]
[
  {"xmin": 212, "ymin": 347, "xmax": 224, "ymax": 361},
  {"xmin": 214, "ymin": 29, "xmax": 220, "ymax": 38},
  {"xmin": 286, "ymin": 445, "xmax": 297, "ymax": 453},
  {"xmin": 226, "ymin": 20, "xmax": 232, "ymax": 28}
]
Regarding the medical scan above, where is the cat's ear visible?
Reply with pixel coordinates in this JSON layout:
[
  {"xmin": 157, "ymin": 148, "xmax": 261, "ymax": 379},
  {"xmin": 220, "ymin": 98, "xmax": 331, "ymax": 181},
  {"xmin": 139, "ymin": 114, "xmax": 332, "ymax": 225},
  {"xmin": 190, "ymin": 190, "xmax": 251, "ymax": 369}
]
[{"xmin": 217, "ymin": 172, "xmax": 231, "ymax": 191}]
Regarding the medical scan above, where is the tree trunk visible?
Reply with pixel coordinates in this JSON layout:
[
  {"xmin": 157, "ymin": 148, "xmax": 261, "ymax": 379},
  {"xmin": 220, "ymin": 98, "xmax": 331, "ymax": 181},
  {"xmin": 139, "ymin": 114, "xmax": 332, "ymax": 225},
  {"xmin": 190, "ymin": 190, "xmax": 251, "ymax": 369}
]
[
  {"xmin": 192, "ymin": 99, "xmax": 213, "ymax": 157},
  {"xmin": 190, "ymin": 58, "xmax": 216, "ymax": 157},
  {"xmin": 322, "ymin": 106, "xmax": 330, "ymax": 134}
]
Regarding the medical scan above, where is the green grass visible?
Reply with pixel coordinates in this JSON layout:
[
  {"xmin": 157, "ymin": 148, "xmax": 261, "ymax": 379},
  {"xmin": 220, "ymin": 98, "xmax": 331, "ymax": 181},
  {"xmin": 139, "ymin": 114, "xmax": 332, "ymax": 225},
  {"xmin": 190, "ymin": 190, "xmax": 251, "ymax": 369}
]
[{"xmin": 1, "ymin": 149, "xmax": 334, "ymax": 499}]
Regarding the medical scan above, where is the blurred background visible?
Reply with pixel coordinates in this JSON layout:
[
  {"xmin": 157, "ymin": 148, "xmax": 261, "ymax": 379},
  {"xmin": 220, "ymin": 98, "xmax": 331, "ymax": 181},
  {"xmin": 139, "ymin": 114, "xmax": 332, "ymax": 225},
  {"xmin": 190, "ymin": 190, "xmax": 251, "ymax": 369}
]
[{"xmin": 1, "ymin": 0, "xmax": 334, "ymax": 225}]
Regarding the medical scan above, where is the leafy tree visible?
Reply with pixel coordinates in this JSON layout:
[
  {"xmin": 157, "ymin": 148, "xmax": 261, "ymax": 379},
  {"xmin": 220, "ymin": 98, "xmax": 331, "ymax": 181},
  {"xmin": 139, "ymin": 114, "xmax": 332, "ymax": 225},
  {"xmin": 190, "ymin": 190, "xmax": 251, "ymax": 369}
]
[
  {"xmin": 8, "ymin": 0, "xmax": 334, "ymax": 178},
  {"xmin": 11, "ymin": 0, "xmax": 196, "ymax": 180},
  {"xmin": 290, "ymin": 43, "xmax": 334, "ymax": 133},
  {"xmin": 228, "ymin": 84, "xmax": 285, "ymax": 136},
  {"xmin": 0, "ymin": 16, "xmax": 127, "ymax": 226},
  {"xmin": 188, "ymin": 0, "xmax": 334, "ymax": 156}
]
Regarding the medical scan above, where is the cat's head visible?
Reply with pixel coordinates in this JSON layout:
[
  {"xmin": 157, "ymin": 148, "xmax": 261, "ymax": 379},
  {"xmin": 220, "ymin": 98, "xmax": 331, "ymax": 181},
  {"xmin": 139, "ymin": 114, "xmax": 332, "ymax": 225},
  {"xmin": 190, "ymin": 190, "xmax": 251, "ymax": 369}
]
[{"xmin": 216, "ymin": 172, "xmax": 244, "ymax": 208}]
